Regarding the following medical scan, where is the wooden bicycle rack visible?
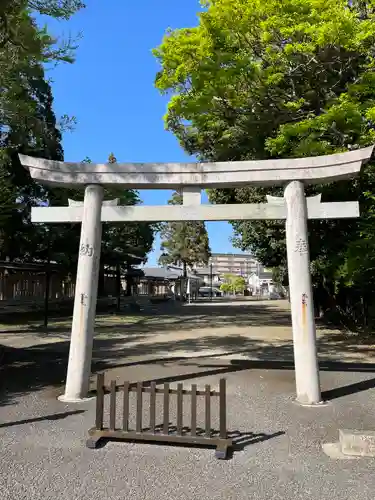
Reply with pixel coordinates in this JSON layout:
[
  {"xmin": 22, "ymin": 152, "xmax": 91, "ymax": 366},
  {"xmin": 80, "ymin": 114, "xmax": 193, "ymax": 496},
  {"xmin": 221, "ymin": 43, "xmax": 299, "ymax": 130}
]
[{"xmin": 87, "ymin": 373, "xmax": 232, "ymax": 459}]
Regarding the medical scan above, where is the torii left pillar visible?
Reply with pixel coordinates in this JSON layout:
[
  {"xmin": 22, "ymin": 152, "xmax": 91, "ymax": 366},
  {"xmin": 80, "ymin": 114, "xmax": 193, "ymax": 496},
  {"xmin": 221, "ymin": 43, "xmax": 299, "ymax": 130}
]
[{"xmin": 59, "ymin": 185, "xmax": 104, "ymax": 402}]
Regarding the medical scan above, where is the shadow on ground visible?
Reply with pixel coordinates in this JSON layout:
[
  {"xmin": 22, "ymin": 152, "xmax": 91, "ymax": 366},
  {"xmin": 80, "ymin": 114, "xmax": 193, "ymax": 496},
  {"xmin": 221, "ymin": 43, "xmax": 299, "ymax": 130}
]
[
  {"xmin": 93, "ymin": 426, "xmax": 285, "ymax": 458},
  {"xmin": 0, "ymin": 410, "xmax": 85, "ymax": 428},
  {"xmin": 0, "ymin": 298, "xmax": 345, "ymax": 340},
  {"xmin": 1, "ymin": 299, "xmax": 375, "ymax": 408},
  {"xmin": 0, "ymin": 299, "xmax": 295, "ymax": 336},
  {"xmin": 2, "ymin": 329, "xmax": 375, "ymax": 407}
]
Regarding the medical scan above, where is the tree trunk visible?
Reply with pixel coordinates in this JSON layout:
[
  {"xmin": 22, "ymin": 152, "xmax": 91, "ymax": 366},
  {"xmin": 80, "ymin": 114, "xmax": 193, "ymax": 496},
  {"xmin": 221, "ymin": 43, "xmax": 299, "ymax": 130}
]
[
  {"xmin": 98, "ymin": 261, "xmax": 105, "ymax": 297},
  {"xmin": 43, "ymin": 236, "xmax": 51, "ymax": 328},
  {"xmin": 313, "ymin": 283, "xmax": 326, "ymax": 318},
  {"xmin": 125, "ymin": 262, "xmax": 132, "ymax": 296},
  {"xmin": 115, "ymin": 261, "xmax": 121, "ymax": 312},
  {"xmin": 362, "ymin": 294, "xmax": 369, "ymax": 329},
  {"xmin": 182, "ymin": 260, "xmax": 187, "ymax": 278}
]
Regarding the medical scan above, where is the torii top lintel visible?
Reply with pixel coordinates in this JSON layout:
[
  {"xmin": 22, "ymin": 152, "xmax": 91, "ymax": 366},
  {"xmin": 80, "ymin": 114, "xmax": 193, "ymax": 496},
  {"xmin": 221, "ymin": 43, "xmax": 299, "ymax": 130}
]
[{"xmin": 19, "ymin": 146, "xmax": 374, "ymax": 189}]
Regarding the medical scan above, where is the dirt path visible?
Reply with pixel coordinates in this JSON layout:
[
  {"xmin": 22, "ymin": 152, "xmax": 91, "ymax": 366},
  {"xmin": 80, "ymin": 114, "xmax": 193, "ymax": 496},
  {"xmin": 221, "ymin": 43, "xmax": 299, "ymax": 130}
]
[{"xmin": 0, "ymin": 299, "xmax": 374, "ymax": 365}]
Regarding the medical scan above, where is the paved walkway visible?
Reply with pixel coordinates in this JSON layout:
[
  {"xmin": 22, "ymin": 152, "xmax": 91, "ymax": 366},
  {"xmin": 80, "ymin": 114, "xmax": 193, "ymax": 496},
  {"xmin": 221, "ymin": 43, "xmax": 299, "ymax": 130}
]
[{"xmin": 1, "ymin": 359, "xmax": 375, "ymax": 500}]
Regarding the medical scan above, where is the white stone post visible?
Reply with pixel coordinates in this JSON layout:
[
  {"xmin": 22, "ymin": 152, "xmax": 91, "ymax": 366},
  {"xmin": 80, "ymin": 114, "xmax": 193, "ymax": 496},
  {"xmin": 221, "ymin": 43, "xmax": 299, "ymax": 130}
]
[
  {"xmin": 59, "ymin": 185, "xmax": 104, "ymax": 402},
  {"xmin": 284, "ymin": 181, "xmax": 322, "ymax": 405}
]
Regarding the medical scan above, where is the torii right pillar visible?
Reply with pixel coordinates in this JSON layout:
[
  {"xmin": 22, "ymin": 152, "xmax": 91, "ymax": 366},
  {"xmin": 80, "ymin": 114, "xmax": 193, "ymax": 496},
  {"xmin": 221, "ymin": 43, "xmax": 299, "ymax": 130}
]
[{"xmin": 284, "ymin": 181, "xmax": 321, "ymax": 405}]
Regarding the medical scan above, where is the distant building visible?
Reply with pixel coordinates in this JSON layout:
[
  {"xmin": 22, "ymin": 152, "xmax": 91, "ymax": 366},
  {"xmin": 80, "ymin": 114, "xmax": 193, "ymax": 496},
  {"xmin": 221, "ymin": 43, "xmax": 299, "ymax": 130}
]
[
  {"xmin": 194, "ymin": 253, "xmax": 278, "ymax": 296},
  {"xmin": 248, "ymin": 269, "xmax": 274, "ymax": 296},
  {"xmin": 194, "ymin": 253, "xmax": 260, "ymax": 283},
  {"xmin": 193, "ymin": 266, "xmax": 221, "ymax": 286},
  {"xmin": 208, "ymin": 253, "xmax": 259, "ymax": 277},
  {"xmin": 142, "ymin": 256, "xmax": 279, "ymax": 298},
  {"xmin": 139, "ymin": 266, "xmax": 203, "ymax": 299}
]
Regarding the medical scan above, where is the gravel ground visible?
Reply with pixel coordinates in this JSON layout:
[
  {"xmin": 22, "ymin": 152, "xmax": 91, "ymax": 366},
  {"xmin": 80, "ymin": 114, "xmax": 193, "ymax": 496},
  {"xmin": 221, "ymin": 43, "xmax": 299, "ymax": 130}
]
[
  {"xmin": 1, "ymin": 299, "xmax": 374, "ymax": 364},
  {"xmin": 1, "ymin": 360, "xmax": 375, "ymax": 500}
]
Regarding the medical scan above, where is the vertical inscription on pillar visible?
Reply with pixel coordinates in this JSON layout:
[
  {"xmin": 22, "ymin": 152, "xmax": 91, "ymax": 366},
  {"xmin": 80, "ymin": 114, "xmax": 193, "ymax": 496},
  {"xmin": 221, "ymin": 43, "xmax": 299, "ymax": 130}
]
[
  {"xmin": 80, "ymin": 243, "xmax": 94, "ymax": 257},
  {"xmin": 294, "ymin": 238, "xmax": 308, "ymax": 255}
]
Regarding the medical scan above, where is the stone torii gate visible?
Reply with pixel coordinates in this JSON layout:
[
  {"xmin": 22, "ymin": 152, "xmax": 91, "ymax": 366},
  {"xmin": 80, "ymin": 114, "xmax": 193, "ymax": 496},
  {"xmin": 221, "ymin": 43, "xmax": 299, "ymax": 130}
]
[{"xmin": 19, "ymin": 146, "xmax": 374, "ymax": 405}]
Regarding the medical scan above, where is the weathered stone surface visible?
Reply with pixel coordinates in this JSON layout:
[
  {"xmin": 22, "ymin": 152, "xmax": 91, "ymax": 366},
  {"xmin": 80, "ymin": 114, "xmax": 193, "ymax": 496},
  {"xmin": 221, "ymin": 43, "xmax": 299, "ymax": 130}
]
[
  {"xmin": 31, "ymin": 201, "xmax": 360, "ymax": 223},
  {"xmin": 61, "ymin": 185, "xmax": 104, "ymax": 402},
  {"xmin": 19, "ymin": 146, "xmax": 374, "ymax": 188},
  {"xmin": 322, "ymin": 442, "xmax": 360, "ymax": 460},
  {"xmin": 284, "ymin": 181, "xmax": 321, "ymax": 405},
  {"xmin": 68, "ymin": 198, "xmax": 119, "ymax": 207},
  {"xmin": 182, "ymin": 186, "xmax": 201, "ymax": 205},
  {"xmin": 267, "ymin": 193, "xmax": 322, "ymax": 206},
  {"xmin": 339, "ymin": 429, "xmax": 375, "ymax": 457}
]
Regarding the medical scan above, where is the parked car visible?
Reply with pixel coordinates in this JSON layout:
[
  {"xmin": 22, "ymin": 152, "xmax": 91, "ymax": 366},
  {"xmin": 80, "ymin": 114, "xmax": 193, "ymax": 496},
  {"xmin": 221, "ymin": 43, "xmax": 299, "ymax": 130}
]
[
  {"xmin": 198, "ymin": 286, "xmax": 222, "ymax": 297},
  {"xmin": 269, "ymin": 291, "xmax": 281, "ymax": 300}
]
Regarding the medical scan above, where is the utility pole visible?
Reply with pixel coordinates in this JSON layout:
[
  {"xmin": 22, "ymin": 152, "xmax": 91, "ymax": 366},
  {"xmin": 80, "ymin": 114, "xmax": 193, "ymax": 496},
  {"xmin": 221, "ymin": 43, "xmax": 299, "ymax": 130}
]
[
  {"xmin": 210, "ymin": 259, "xmax": 213, "ymax": 301},
  {"xmin": 43, "ymin": 228, "xmax": 51, "ymax": 329}
]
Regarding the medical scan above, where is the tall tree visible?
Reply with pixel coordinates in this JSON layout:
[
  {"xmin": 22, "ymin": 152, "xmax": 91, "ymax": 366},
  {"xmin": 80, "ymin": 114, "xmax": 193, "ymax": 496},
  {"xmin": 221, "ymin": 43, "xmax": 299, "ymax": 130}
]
[
  {"xmin": 0, "ymin": 0, "xmax": 83, "ymax": 152},
  {"xmin": 154, "ymin": 0, "xmax": 375, "ymax": 327},
  {"xmin": 159, "ymin": 191, "xmax": 211, "ymax": 276},
  {"xmin": 220, "ymin": 274, "xmax": 246, "ymax": 295},
  {"xmin": 0, "ymin": 0, "xmax": 83, "ymax": 262}
]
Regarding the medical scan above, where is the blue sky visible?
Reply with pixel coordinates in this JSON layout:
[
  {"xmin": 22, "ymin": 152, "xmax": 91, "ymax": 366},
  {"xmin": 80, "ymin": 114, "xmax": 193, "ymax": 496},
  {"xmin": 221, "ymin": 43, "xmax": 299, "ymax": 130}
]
[{"xmin": 41, "ymin": 0, "xmax": 244, "ymax": 265}]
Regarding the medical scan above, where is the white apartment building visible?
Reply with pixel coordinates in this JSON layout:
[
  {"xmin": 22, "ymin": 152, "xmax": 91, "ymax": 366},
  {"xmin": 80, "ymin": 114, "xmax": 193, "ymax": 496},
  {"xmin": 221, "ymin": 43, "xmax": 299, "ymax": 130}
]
[
  {"xmin": 209, "ymin": 253, "xmax": 259, "ymax": 277},
  {"xmin": 194, "ymin": 253, "xmax": 263, "ymax": 285}
]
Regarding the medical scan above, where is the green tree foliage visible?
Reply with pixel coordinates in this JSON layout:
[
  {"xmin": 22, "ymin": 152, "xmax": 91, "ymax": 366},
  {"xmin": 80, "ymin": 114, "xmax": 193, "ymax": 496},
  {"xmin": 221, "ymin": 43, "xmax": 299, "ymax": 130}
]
[
  {"xmin": 220, "ymin": 274, "xmax": 246, "ymax": 295},
  {"xmin": 28, "ymin": 0, "xmax": 85, "ymax": 19},
  {"xmin": 0, "ymin": 73, "xmax": 67, "ymax": 261},
  {"xmin": 0, "ymin": 167, "xmax": 17, "ymax": 252},
  {"xmin": 0, "ymin": 1, "xmax": 83, "ymax": 157},
  {"xmin": 101, "ymin": 153, "xmax": 155, "ymax": 268},
  {"xmin": 154, "ymin": 0, "xmax": 375, "ymax": 328},
  {"xmin": 159, "ymin": 191, "xmax": 211, "ymax": 276},
  {"xmin": 0, "ymin": 0, "xmax": 82, "ymax": 262}
]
